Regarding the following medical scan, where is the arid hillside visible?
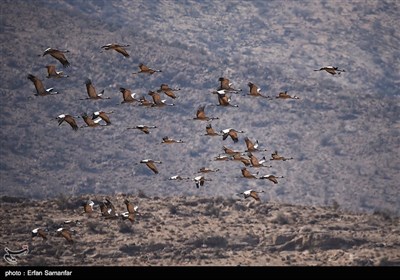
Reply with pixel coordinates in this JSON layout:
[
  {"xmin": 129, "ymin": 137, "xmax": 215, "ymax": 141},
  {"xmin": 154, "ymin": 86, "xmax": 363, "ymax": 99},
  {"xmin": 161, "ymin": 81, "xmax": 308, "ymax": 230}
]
[
  {"xmin": 1, "ymin": 194, "xmax": 399, "ymax": 266},
  {"xmin": 0, "ymin": 0, "xmax": 399, "ymax": 219}
]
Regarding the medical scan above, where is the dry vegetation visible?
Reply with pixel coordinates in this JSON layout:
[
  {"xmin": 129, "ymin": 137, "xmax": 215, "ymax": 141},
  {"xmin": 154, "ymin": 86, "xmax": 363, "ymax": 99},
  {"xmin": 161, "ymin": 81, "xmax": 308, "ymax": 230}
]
[{"xmin": 1, "ymin": 194, "xmax": 399, "ymax": 266}]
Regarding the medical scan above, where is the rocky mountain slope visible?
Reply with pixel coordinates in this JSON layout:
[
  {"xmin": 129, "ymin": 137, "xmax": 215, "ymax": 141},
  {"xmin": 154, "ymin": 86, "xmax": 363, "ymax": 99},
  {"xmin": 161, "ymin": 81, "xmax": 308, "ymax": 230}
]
[{"xmin": 0, "ymin": 0, "xmax": 399, "ymax": 217}]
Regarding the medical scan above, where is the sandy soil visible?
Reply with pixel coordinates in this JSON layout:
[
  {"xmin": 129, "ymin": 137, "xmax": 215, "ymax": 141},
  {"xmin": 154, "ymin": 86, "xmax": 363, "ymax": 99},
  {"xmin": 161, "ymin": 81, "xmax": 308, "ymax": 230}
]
[{"xmin": 1, "ymin": 194, "xmax": 399, "ymax": 266}]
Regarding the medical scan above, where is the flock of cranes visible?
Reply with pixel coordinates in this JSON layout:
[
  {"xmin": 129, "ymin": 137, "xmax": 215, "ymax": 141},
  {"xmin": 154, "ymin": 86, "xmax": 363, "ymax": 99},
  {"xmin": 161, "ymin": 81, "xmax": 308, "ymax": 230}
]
[{"xmin": 26, "ymin": 43, "xmax": 345, "ymax": 242}]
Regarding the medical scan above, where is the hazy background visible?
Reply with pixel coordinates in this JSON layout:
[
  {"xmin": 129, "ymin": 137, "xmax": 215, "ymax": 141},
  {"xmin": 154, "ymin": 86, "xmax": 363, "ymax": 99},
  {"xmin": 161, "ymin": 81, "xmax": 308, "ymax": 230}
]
[{"xmin": 1, "ymin": 0, "xmax": 399, "ymax": 215}]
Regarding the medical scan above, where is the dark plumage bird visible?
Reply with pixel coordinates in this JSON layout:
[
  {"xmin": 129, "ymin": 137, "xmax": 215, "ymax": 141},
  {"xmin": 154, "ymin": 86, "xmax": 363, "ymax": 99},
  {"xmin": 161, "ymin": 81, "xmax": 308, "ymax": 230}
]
[
  {"xmin": 124, "ymin": 199, "xmax": 139, "ymax": 214},
  {"xmin": 42, "ymin": 48, "xmax": 70, "ymax": 67},
  {"xmin": 27, "ymin": 74, "xmax": 58, "ymax": 96},
  {"xmin": 218, "ymin": 77, "xmax": 241, "ymax": 92},
  {"xmin": 241, "ymin": 167, "xmax": 258, "ymax": 179},
  {"xmin": 194, "ymin": 105, "xmax": 219, "ymax": 121},
  {"xmin": 221, "ymin": 128, "xmax": 244, "ymax": 143},
  {"xmin": 148, "ymin": 91, "xmax": 175, "ymax": 106},
  {"xmin": 157, "ymin": 84, "xmax": 180, "ymax": 99},
  {"xmin": 119, "ymin": 87, "xmax": 139, "ymax": 103},
  {"xmin": 56, "ymin": 114, "xmax": 79, "ymax": 131},
  {"xmin": 56, "ymin": 228, "xmax": 74, "ymax": 243},
  {"xmin": 132, "ymin": 63, "xmax": 162, "ymax": 75},
  {"xmin": 84, "ymin": 79, "xmax": 109, "ymax": 100},
  {"xmin": 92, "ymin": 111, "xmax": 112, "ymax": 125},
  {"xmin": 169, "ymin": 175, "xmax": 191, "ymax": 180},
  {"xmin": 259, "ymin": 174, "xmax": 284, "ymax": 184},
  {"xmin": 82, "ymin": 199, "xmax": 95, "ymax": 213},
  {"xmin": 237, "ymin": 189, "xmax": 265, "ymax": 201},
  {"xmin": 32, "ymin": 228, "xmax": 48, "ymax": 240},
  {"xmin": 223, "ymin": 145, "xmax": 241, "ymax": 156},
  {"xmin": 198, "ymin": 167, "xmax": 219, "ymax": 173},
  {"xmin": 248, "ymin": 152, "xmax": 271, "ymax": 168},
  {"xmin": 314, "ymin": 66, "xmax": 345, "ymax": 75},
  {"xmin": 127, "ymin": 125, "xmax": 157, "ymax": 134},
  {"xmin": 247, "ymin": 82, "xmax": 271, "ymax": 98},
  {"xmin": 45, "ymin": 65, "xmax": 68, "ymax": 78},
  {"xmin": 138, "ymin": 95, "xmax": 153, "ymax": 106},
  {"xmin": 213, "ymin": 90, "xmax": 239, "ymax": 107},
  {"xmin": 205, "ymin": 124, "xmax": 220, "ymax": 136},
  {"xmin": 270, "ymin": 150, "xmax": 293, "ymax": 161},
  {"xmin": 275, "ymin": 91, "xmax": 299, "ymax": 99},
  {"xmin": 244, "ymin": 137, "xmax": 267, "ymax": 152},
  {"xmin": 140, "ymin": 159, "xmax": 162, "ymax": 174},
  {"xmin": 101, "ymin": 43, "xmax": 130, "ymax": 57},
  {"xmin": 81, "ymin": 113, "xmax": 101, "ymax": 127},
  {"xmin": 161, "ymin": 136, "xmax": 184, "ymax": 144}
]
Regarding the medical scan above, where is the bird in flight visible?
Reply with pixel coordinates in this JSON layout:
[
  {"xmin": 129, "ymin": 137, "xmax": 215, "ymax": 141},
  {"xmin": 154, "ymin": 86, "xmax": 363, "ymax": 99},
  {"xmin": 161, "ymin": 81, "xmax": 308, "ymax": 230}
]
[
  {"xmin": 193, "ymin": 105, "xmax": 219, "ymax": 121},
  {"xmin": 45, "ymin": 65, "xmax": 68, "ymax": 78},
  {"xmin": 275, "ymin": 91, "xmax": 299, "ymax": 99},
  {"xmin": 132, "ymin": 63, "xmax": 162, "ymax": 75},
  {"xmin": 314, "ymin": 66, "xmax": 345, "ymax": 75},
  {"xmin": 101, "ymin": 43, "xmax": 130, "ymax": 57},
  {"xmin": 140, "ymin": 159, "xmax": 162, "ymax": 174},
  {"xmin": 237, "ymin": 189, "xmax": 265, "ymax": 201},
  {"xmin": 56, "ymin": 114, "xmax": 79, "ymax": 131},
  {"xmin": 83, "ymin": 79, "xmax": 110, "ymax": 100},
  {"xmin": 42, "ymin": 48, "xmax": 70, "ymax": 67},
  {"xmin": 27, "ymin": 74, "xmax": 58, "ymax": 96},
  {"xmin": 127, "ymin": 125, "xmax": 157, "ymax": 134},
  {"xmin": 247, "ymin": 82, "xmax": 271, "ymax": 99}
]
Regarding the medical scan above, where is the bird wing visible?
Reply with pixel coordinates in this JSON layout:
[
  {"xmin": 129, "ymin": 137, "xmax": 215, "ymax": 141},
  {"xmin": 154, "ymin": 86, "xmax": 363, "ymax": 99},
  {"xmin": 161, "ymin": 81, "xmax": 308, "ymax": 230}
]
[
  {"xmin": 150, "ymin": 92, "xmax": 162, "ymax": 104},
  {"xmin": 146, "ymin": 162, "xmax": 159, "ymax": 174},
  {"xmin": 85, "ymin": 80, "xmax": 98, "ymax": 98},
  {"xmin": 65, "ymin": 116, "xmax": 78, "ymax": 130},
  {"xmin": 269, "ymin": 177, "xmax": 278, "ymax": 184},
  {"xmin": 250, "ymin": 192, "xmax": 260, "ymax": 201},
  {"xmin": 115, "ymin": 46, "xmax": 130, "ymax": 57},
  {"xmin": 163, "ymin": 90, "xmax": 176, "ymax": 99},
  {"xmin": 121, "ymin": 88, "xmax": 134, "ymax": 102},
  {"xmin": 50, "ymin": 51, "xmax": 70, "ymax": 67},
  {"xmin": 229, "ymin": 131, "xmax": 239, "ymax": 143},
  {"xmin": 245, "ymin": 138, "xmax": 255, "ymax": 150},
  {"xmin": 99, "ymin": 112, "xmax": 111, "ymax": 124},
  {"xmin": 139, "ymin": 64, "xmax": 151, "ymax": 72},
  {"xmin": 28, "ymin": 74, "xmax": 46, "ymax": 95},
  {"xmin": 196, "ymin": 106, "xmax": 206, "ymax": 119}
]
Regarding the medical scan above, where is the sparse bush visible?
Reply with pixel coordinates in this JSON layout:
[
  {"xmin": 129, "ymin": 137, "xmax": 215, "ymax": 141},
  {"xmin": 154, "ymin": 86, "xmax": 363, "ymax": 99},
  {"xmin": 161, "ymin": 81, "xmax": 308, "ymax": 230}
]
[
  {"xmin": 273, "ymin": 211, "xmax": 290, "ymax": 225},
  {"xmin": 182, "ymin": 200, "xmax": 198, "ymax": 207},
  {"xmin": 241, "ymin": 234, "xmax": 260, "ymax": 246},
  {"xmin": 232, "ymin": 203, "xmax": 247, "ymax": 212},
  {"xmin": 213, "ymin": 196, "xmax": 224, "ymax": 204},
  {"xmin": 373, "ymin": 209, "xmax": 394, "ymax": 221},
  {"xmin": 204, "ymin": 203, "xmax": 220, "ymax": 217},
  {"xmin": 204, "ymin": 236, "xmax": 228, "ymax": 248},
  {"xmin": 146, "ymin": 242, "xmax": 166, "ymax": 252},
  {"xmin": 86, "ymin": 221, "xmax": 107, "ymax": 234},
  {"xmin": 167, "ymin": 204, "xmax": 178, "ymax": 215},
  {"xmin": 120, "ymin": 244, "xmax": 141, "ymax": 256},
  {"xmin": 332, "ymin": 200, "xmax": 340, "ymax": 211},
  {"xmin": 1, "ymin": 196, "xmax": 25, "ymax": 203},
  {"xmin": 137, "ymin": 189, "xmax": 148, "ymax": 199},
  {"xmin": 118, "ymin": 222, "xmax": 134, "ymax": 234}
]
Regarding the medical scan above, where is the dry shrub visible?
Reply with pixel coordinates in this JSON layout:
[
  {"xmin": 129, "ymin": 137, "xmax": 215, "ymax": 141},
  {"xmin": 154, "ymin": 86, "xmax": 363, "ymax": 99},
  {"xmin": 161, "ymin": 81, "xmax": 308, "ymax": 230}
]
[
  {"xmin": 118, "ymin": 222, "xmax": 134, "ymax": 234},
  {"xmin": 204, "ymin": 236, "xmax": 228, "ymax": 248},
  {"xmin": 273, "ymin": 211, "xmax": 290, "ymax": 225}
]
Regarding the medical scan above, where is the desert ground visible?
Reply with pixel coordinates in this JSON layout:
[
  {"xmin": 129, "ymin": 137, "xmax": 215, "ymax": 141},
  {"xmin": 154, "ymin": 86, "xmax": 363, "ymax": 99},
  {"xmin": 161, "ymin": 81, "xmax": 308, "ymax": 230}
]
[{"xmin": 1, "ymin": 194, "xmax": 399, "ymax": 266}]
